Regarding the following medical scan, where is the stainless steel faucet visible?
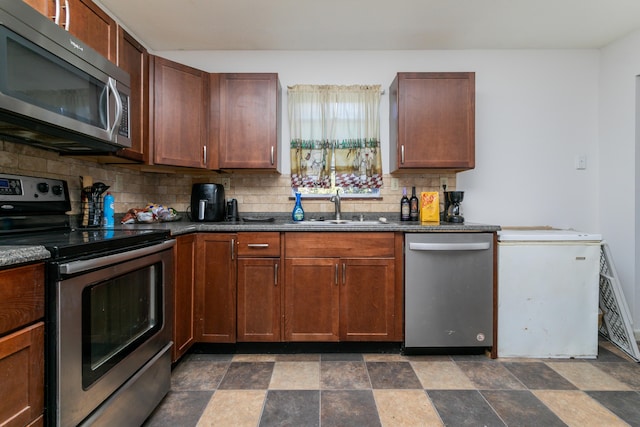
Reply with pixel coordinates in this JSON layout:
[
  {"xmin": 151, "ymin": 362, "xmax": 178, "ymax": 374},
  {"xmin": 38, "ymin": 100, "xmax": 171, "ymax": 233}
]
[{"xmin": 330, "ymin": 190, "xmax": 341, "ymax": 221}]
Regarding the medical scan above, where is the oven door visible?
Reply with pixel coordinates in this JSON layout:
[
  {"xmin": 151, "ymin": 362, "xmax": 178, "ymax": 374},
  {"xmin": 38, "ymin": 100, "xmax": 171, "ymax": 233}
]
[{"xmin": 51, "ymin": 240, "xmax": 174, "ymax": 427}]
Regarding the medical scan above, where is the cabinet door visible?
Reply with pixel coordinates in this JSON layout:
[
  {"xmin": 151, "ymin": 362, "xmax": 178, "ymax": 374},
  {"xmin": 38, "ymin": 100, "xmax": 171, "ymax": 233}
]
[
  {"xmin": 237, "ymin": 258, "xmax": 281, "ymax": 342},
  {"xmin": 284, "ymin": 258, "xmax": 339, "ymax": 341},
  {"xmin": 196, "ymin": 234, "xmax": 236, "ymax": 342},
  {"xmin": 340, "ymin": 258, "xmax": 397, "ymax": 341},
  {"xmin": 152, "ymin": 56, "xmax": 210, "ymax": 168},
  {"xmin": 0, "ymin": 322, "xmax": 44, "ymax": 427},
  {"xmin": 66, "ymin": 0, "xmax": 117, "ymax": 61},
  {"xmin": 22, "ymin": 0, "xmax": 55, "ymax": 17},
  {"xmin": 218, "ymin": 73, "xmax": 280, "ymax": 169},
  {"xmin": 173, "ymin": 234, "xmax": 196, "ymax": 361},
  {"xmin": 390, "ymin": 72, "xmax": 475, "ymax": 171},
  {"xmin": 116, "ymin": 27, "xmax": 148, "ymax": 163}
]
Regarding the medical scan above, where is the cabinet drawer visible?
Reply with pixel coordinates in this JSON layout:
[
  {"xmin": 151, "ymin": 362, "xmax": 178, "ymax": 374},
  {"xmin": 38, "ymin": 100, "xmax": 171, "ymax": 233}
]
[
  {"xmin": 284, "ymin": 232, "xmax": 396, "ymax": 258},
  {"xmin": 237, "ymin": 232, "xmax": 280, "ymax": 257},
  {"xmin": 0, "ymin": 264, "xmax": 44, "ymax": 336}
]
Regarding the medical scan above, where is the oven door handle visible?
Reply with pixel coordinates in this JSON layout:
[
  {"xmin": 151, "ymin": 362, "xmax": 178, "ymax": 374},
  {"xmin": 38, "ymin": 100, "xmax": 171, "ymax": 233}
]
[{"xmin": 59, "ymin": 239, "xmax": 176, "ymax": 275}]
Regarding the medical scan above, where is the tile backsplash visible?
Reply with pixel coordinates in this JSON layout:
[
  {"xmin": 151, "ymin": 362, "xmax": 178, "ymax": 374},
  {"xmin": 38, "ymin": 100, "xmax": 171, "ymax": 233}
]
[{"xmin": 1, "ymin": 140, "xmax": 455, "ymax": 217}]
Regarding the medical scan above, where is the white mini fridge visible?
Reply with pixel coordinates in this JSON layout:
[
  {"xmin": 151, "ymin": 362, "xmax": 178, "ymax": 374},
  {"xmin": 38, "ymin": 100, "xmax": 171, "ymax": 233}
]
[{"xmin": 497, "ymin": 229, "xmax": 602, "ymax": 358}]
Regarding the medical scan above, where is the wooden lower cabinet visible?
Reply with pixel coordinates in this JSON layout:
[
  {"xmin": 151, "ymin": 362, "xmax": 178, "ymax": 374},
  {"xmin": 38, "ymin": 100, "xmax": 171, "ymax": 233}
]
[
  {"xmin": 0, "ymin": 263, "xmax": 45, "ymax": 426},
  {"xmin": 284, "ymin": 232, "xmax": 403, "ymax": 342},
  {"xmin": 195, "ymin": 234, "xmax": 236, "ymax": 343},
  {"xmin": 340, "ymin": 257, "xmax": 397, "ymax": 341},
  {"xmin": 0, "ymin": 323, "xmax": 44, "ymax": 427},
  {"xmin": 237, "ymin": 258, "xmax": 281, "ymax": 341},
  {"xmin": 173, "ymin": 234, "xmax": 196, "ymax": 361},
  {"xmin": 236, "ymin": 232, "xmax": 282, "ymax": 342},
  {"xmin": 284, "ymin": 258, "xmax": 340, "ymax": 341}
]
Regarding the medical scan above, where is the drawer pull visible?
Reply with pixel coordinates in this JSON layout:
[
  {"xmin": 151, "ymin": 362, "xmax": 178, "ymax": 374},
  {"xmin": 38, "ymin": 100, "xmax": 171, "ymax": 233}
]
[
  {"xmin": 247, "ymin": 243, "xmax": 270, "ymax": 248},
  {"xmin": 274, "ymin": 262, "xmax": 279, "ymax": 286}
]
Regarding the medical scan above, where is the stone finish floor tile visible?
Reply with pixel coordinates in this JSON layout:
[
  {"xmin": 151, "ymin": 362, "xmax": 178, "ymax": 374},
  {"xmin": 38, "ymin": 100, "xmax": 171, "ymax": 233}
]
[
  {"xmin": 411, "ymin": 361, "xmax": 476, "ymax": 390},
  {"xmin": 144, "ymin": 391, "xmax": 213, "ymax": 427},
  {"xmin": 268, "ymin": 361, "xmax": 320, "ymax": 389},
  {"xmin": 427, "ymin": 389, "xmax": 506, "ymax": 426},
  {"xmin": 481, "ymin": 390, "xmax": 567, "ymax": 427},
  {"xmin": 367, "ymin": 361, "xmax": 423, "ymax": 389},
  {"xmin": 171, "ymin": 361, "xmax": 229, "ymax": 391},
  {"xmin": 321, "ymin": 361, "xmax": 371, "ymax": 389},
  {"xmin": 196, "ymin": 390, "xmax": 265, "ymax": 427},
  {"xmin": 321, "ymin": 390, "xmax": 382, "ymax": 427},
  {"xmin": 373, "ymin": 389, "xmax": 443, "ymax": 426},
  {"xmin": 260, "ymin": 390, "xmax": 320, "ymax": 427},
  {"xmin": 218, "ymin": 361, "xmax": 274, "ymax": 390},
  {"xmin": 588, "ymin": 361, "xmax": 640, "ymax": 389},
  {"xmin": 533, "ymin": 390, "xmax": 630, "ymax": 427},
  {"xmin": 456, "ymin": 361, "xmax": 526, "ymax": 390},
  {"xmin": 146, "ymin": 345, "xmax": 637, "ymax": 426},
  {"xmin": 546, "ymin": 362, "xmax": 632, "ymax": 391},
  {"xmin": 502, "ymin": 362, "xmax": 578, "ymax": 390},
  {"xmin": 586, "ymin": 390, "xmax": 640, "ymax": 426}
]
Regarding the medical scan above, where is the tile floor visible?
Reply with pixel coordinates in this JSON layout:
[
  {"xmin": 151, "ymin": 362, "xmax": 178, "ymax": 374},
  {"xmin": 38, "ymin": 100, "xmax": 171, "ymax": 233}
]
[{"xmin": 144, "ymin": 341, "xmax": 640, "ymax": 427}]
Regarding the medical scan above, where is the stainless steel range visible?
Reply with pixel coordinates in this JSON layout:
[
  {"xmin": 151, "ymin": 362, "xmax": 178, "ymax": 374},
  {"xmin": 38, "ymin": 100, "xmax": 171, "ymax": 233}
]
[{"xmin": 0, "ymin": 173, "xmax": 174, "ymax": 427}]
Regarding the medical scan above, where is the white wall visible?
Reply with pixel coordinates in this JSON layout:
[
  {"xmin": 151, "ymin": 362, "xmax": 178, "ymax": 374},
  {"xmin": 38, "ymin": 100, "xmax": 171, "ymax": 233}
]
[
  {"xmin": 599, "ymin": 29, "xmax": 640, "ymax": 331},
  {"xmin": 160, "ymin": 49, "xmax": 600, "ymax": 233}
]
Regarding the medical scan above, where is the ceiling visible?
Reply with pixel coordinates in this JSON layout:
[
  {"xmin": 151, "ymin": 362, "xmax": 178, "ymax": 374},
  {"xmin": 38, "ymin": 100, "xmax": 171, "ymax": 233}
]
[{"xmin": 96, "ymin": 0, "xmax": 640, "ymax": 51}]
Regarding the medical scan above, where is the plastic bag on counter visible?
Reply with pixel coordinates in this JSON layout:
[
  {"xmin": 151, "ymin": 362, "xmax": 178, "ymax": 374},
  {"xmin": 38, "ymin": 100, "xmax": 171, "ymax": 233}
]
[{"xmin": 120, "ymin": 204, "xmax": 181, "ymax": 224}]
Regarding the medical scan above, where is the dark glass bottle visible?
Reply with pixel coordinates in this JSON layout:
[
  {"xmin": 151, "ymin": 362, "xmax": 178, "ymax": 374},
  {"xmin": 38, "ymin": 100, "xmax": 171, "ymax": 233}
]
[
  {"xmin": 400, "ymin": 187, "xmax": 410, "ymax": 221},
  {"xmin": 409, "ymin": 186, "xmax": 419, "ymax": 221}
]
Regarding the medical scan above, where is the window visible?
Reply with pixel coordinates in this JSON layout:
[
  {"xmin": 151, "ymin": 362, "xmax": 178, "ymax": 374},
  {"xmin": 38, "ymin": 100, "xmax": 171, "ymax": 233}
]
[{"xmin": 288, "ymin": 85, "xmax": 382, "ymax": 198}]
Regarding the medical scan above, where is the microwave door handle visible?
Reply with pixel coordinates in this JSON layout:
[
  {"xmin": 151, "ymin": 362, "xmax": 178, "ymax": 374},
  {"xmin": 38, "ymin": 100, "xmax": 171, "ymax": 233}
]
[
  {"xmin": 54, "ymin": 0, "xmax": 60, "ymax": 25},
  {"xmin": 63, "ymin": 0, "xmax": 70, "ymax": 31},
  {"xmin": 107, "ymin": 77, "xmax": 123, "ymax": 141}
]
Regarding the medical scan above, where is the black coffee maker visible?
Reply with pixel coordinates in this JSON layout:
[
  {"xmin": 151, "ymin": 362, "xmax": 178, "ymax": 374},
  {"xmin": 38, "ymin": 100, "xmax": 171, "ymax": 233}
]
[{"xmin": 444, "ymin": 191, "xmax": 465, "ymax": 223}]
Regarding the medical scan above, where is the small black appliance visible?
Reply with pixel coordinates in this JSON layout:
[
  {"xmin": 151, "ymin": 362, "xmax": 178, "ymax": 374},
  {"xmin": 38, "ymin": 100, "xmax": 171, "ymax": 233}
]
[
  {"xmin": 444, "ymin": 191, "xmax": 465, "ymax": 223},
  {"xmin": 190, "ymin": 183, "xmax": 225, "ymax": 222}
]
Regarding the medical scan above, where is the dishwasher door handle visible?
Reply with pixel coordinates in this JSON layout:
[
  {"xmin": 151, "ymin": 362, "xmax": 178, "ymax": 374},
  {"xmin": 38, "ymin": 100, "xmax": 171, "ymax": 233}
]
[{"xmin": 409, "ymin": 242, "xmax": 491, "ymax": 251}]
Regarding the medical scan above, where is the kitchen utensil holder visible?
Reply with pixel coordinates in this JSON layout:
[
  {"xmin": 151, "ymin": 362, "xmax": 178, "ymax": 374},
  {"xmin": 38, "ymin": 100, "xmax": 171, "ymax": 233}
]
[{"xmin": 81, "ymin": 186, "xmax": 104, "ymax": 227}]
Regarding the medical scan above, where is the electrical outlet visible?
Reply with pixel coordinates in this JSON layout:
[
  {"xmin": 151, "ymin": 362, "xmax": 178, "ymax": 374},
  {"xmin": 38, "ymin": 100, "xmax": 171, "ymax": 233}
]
[
  {"xmin": 220, "ymin": 177, "xmax": 231, "ymax": 190},
  {"xmin": 440, "ymin": 177, "xmax": 448, "ymax": 189},
  {"xmin": 391, "ymin": 178, "xmax": 399, "ymax": 190}
]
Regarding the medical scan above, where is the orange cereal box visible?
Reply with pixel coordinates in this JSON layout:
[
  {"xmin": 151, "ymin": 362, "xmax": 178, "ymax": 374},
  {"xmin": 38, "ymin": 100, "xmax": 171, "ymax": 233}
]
[{"xmin": 420, "ymin": 192, "xmax": 440, "ymax": 222}]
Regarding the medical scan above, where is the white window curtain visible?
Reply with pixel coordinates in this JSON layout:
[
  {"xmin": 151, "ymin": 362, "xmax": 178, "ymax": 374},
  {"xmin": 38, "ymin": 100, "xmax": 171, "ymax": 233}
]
[{"xmin": 288, "ymin": 84, "xmax": 382, "ymax": 192}]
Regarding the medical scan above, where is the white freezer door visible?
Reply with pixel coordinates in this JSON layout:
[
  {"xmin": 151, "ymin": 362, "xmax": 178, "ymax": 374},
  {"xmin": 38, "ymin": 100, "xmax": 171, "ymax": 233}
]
[{"xmin": 498, "ymin": 242, "xmax": 600, "ymax": 358}]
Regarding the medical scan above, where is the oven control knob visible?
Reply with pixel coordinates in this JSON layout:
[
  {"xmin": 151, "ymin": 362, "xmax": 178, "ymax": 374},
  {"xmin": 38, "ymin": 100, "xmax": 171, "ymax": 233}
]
[
  {"xmin": 37, "ymin": 182, "xmax": 49, "ymax": 193},
  {"xmin": 52, "ymin": 185, "xmax": 63, "ymax": 196}
]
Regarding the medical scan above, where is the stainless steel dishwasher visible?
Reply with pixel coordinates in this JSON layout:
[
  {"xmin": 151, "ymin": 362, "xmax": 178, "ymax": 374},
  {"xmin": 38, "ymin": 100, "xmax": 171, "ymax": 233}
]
[{"xmin": 404, "ymin": 233, "xmax": 494, "ymax": 349}]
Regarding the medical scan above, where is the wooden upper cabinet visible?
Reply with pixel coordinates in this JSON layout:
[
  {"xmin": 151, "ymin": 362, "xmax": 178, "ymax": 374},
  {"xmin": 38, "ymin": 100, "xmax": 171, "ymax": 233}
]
[
  {"xmin": 22, "ymin": 0, "xmax": 55, "ymax": 17},
  {"xmin": 218, "ymin": 73, "xmax": 281, "ymax": 170},
  {"xmin": 116, "ymin": 27, "xmax": 148, "ymax": 163},
  {"xmin": 389, "ymin": 72, "xmax": 475, "ymax": 172},
  {"xmin": 151, "ymin": 56, "xmax": 211, "ymax": 169},
  {"xmin": 22, "ymin": 0, "xmax": 117, "ymax": 61}
]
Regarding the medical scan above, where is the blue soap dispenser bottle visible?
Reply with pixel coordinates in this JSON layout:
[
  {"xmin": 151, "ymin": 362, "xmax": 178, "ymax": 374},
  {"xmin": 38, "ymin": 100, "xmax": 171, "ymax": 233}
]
[{"xmin": 292, "ymin": 192, "xmax": 304, "ymax": 221}]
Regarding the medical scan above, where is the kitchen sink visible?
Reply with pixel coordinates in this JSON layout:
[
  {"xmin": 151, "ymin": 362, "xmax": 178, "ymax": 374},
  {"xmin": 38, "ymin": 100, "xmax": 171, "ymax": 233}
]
[{"xmin": 287, "ymin": 218, "xmax": 393, "ymax": 226}]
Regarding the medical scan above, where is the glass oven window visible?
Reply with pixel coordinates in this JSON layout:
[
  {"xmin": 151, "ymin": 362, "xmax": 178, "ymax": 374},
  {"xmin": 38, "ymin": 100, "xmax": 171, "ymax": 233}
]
[{"xmin": 82, "ymin": 261, "xmax": 163, "ymax": 388}]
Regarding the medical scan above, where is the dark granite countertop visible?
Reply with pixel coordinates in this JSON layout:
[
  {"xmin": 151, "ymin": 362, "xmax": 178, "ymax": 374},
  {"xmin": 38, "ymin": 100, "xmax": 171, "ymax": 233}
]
[{"xmin": 0, "ymin": 213, "xmax": 500, "ymax": 267}]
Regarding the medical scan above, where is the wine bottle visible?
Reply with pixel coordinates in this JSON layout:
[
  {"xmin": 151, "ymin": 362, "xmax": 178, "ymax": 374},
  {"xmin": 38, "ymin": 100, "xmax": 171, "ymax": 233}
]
[
  {"xmin": 400, "ymin": 187, "xmax": 410, "ymax": 221},
  {"xmin": 409, "ymin": 186, "xmax": 419, "ymax": 221}
]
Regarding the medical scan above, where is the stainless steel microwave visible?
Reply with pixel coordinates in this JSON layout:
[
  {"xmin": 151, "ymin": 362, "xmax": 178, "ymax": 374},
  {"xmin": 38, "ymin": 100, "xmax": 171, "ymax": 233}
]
[{"xmin": 0, "ymin": 0, "xmax": 131, "ymax": 153}]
